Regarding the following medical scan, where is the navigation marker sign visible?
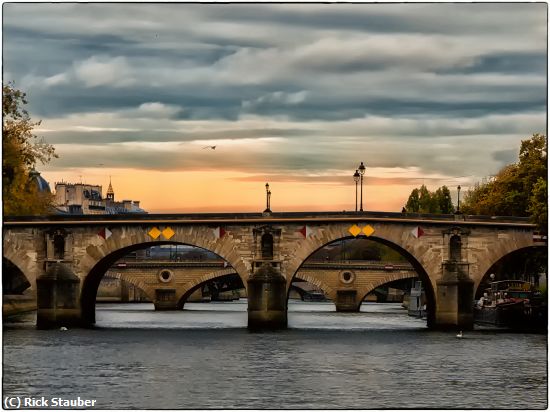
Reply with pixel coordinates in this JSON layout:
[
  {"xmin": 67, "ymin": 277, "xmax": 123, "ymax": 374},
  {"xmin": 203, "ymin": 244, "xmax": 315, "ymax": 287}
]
[
  {"xmin": 98, "ymin": 228, "xmax": 112, "ymax": 240},
  {"xmin": 148, "ymin": 227, "xmax": 161, "ymax": 240},
  {"xmin": 161, "ymin": 227, "xmax": 175, "ymax": 240},
  {"xmin": 348, "ymin": 224, "xmax": 362, "ymax": 237},
  {"xmin": 349, "ymin": 224, "xmax": 375, "ymax": 237},
  {"xmin": 213, "ymin": 227, "xmax": 226, "ymax": 239},
  {"xmin": 411, "ymin": 226, "xmax": 425, "ymax": 238},
  {"xmin": 362, "ymin": 224, "xmax": 375, "ymax": 237},
  {"xmin": 298, "ymin": 225, "xmax": 314, "ymax": 238}
]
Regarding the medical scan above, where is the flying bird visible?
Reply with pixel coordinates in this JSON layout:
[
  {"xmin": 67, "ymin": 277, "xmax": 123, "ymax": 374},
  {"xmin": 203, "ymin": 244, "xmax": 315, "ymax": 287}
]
[{"xmin": 203, "ymin": 145, "xmax": 216, "ymax": 150}]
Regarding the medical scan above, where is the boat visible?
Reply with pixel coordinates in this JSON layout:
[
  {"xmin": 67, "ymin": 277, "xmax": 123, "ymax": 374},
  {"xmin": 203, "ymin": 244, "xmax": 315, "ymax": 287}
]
[
  {"xmin": 407, "ymin": 281, "xmax": 427, "ymax": 318},
  {"xmin": 474, "ymin": 280, "xmax": 547, "ymax": 331},
  {"xmin": 303, "ymin": 291, "xmax": 328, "ymax": 302}
]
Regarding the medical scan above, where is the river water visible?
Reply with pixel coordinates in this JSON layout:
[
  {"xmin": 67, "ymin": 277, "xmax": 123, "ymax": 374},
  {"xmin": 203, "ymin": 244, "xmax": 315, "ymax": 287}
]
[{"xmin": 3, "ymin": 301, "xmax": 547, "ymax": 409}]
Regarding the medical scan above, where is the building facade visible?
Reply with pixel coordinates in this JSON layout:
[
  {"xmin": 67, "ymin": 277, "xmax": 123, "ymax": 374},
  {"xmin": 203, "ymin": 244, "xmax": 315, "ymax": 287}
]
[{"xmin": 54, "ymin": 179, "xmax": 146, "ymax": 214}]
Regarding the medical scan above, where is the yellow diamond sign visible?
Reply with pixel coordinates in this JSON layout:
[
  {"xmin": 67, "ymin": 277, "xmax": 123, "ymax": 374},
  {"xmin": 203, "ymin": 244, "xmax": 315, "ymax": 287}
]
[
  {"xmin": 148, "ymin": 227, "xmax": 161, "ymax": 239},
  {"xmin": 362, "ymin": 225, "xmax": 375, "ymax": 237},
  {"xmin": 162, "ymin": 227, "xmax": 175, "ymax": 240},
  {"xmin": 348, "ymin": 224, "xmax": 362, "ymax": 237}
]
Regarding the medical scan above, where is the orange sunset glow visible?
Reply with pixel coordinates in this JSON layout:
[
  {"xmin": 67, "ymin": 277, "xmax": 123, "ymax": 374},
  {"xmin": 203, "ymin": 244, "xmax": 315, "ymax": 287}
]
[{"xmin": 41, "ymin": 168, "xmax": 429, "ymax": 213}]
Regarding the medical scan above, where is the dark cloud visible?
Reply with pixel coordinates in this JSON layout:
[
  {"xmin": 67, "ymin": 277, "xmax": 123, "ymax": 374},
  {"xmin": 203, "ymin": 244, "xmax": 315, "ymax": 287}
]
[
  {"xmin": 230, "ymin": 174, "xmax": 445, "ymax": 187},
  {"xmin": 435, "ymin": 52, "xmax": 547, "ymax": 75},
  {"xmin": 492, "ymin": 149, "xmax": 518, "ymax": 166},
  {"xmin": 3, "ymin": 3, "xmax": 547, "ymax": 182},
  {"xmin": 40, "ymin": 128, "xmax": 316, "ymax": 145},
  {"xmin": 245, "ymin": 96, "xmax": 546, "ymax": 121},
  {"xmin": 200, "ymin": 3, "xmax": 545, "ymax": 37}
]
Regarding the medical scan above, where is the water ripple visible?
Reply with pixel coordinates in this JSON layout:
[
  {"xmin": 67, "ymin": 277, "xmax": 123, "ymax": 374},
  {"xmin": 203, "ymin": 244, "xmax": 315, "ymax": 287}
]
[{"xmin": 3, "ymin": 302, "xmax": 547, "ymax": 409}]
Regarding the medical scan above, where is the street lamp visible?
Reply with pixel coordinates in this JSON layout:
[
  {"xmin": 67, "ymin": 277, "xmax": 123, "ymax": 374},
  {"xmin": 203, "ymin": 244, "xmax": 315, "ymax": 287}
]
[
  {"xmin": 264, "ymin": 183, "xmax": 271, "ymax": 213},
  {"xmin": 358, "ymin": 162, "xmax": 366, "ymax": 211},
  {"xmin": 456, "ymin": 185, "xmax": 461, "ymax": 214},
  {"xmin": 353, "ymin": 169, "xmax": 360, "ymax": 212}
]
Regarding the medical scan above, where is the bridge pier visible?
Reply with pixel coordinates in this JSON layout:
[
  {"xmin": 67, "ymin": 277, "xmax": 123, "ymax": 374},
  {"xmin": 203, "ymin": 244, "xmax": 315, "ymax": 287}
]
[
  {"xmin": 247, "ymin": 263, "xmax": 287, "ymax": 330},
  {"xmin": 435, "ymin": 262, "xmax": 474, "ymax": 330},
  {"xmin": 153, "ymin": 288, "xmax": 179, "ymax": 310},
  {"xmin": 36, "ymin": 263, "xmax": 82, "ymax": 329},
  {"xmin": 335, "ymin": 289, "xmax": 360, "ymax": 312}
]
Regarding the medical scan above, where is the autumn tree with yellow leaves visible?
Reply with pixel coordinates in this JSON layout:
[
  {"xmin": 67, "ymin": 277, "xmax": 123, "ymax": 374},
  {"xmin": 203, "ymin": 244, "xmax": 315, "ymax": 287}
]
[
  {"xmin": 460, "ymin": 133, "xmax": 547, "ymax": 229},
  {"xmin": 3, "ymin": 84, "xmax": 57, "ymax": 215}
]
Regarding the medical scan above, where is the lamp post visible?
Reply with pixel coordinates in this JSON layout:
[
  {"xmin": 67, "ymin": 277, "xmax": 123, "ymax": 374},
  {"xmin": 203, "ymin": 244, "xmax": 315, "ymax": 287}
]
[
  {"xmin": 264, "ymin": 183, "xmax": 271, "ymax": 213},
  {"xmin": 456, "ymin": 185, "xmax": 461, "ymax": 214},
  {"xmin": 353, "ymin": 169, "xmax": 360, "ymax": 212},
  {"xmin": 358, "ymin": 162, "xmax": 366, "ymax": 211}
]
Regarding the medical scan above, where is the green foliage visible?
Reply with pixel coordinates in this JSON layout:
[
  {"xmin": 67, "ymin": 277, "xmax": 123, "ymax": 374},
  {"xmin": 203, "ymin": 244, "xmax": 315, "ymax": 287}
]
[
  {"xmin": 528, "ymin": 177, "xmax": 548, "ymax": 229},
  {"xmin": 3, "ymin": 83, "xmax": 57, "ymax": 215},
  {"xmin": 434, "ymin": 186, "xmax": 454, "ymax": 214},
  {"xmin": 461, "ymin": 133, "xmax": 547, "ymax": 228},
  {"xmin": 483, "ymin": 248, "xmax": 548, "ymax": 284},
  {"xmin": 404, "ymin": 184, "xmax": 454, "ymax": 214},
  {"xmin": 418, "ymin": 185, "xmax": 433, "ymax": 212},
  {"xmin": 405, "ymin": 188, "xmax": 420, "ymax": 212}
]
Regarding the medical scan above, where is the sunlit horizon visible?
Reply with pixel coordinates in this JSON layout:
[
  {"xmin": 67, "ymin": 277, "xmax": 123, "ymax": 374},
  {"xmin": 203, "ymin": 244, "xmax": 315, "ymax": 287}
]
[{"xmin": 40, "ymin": 166, "xmax": 472, "ymax": 213}]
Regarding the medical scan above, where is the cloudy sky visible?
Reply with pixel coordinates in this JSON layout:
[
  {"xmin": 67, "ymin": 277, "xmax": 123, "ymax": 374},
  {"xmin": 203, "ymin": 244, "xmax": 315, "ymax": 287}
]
[{"xmin": 3, "ymin": 2, "xmax": 547, "ymax": 213}]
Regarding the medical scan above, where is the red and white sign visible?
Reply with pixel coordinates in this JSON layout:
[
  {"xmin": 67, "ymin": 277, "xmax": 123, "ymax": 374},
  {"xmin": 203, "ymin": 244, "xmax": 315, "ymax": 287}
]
[
  {"xmin": 212, "ymin": 227, "xmax": 226, "ymax": 239},
  {"xmin": 98, "ymin": 228, "xmax": 112, "ymax": 240},
  {"xmin": 298, "ymin": 225, "xmax": 314, "ymax": 238},
  {"xmin": 411, "ymin": 226, "xmax": 425, "ymax": 239}
]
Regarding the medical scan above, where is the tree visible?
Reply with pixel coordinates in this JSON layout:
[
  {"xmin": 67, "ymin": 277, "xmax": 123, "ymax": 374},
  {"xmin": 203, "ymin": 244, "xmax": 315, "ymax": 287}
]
[
  {"xmin": 418, "ymin": 184, "xmax": 434, "ymax": 213},
  {"xmin": 528, "ymin": 177, "xmax": 548, "ymax": 229},
  {"xmin": 3, "ymin": 84, "xmax": 57, "ymax": 215},
  {"xmin": 461, "ymin": 133, "xmax": 547, "ymax": 228},
  {"xmin": 404, "ymin": 185, "xmax": 454, "ymax": 214},
  {"xmin": 434, "ymin": 186, "xmax": 454, "ymax": 214},
  {"xmin": 405, "ymin": 188, "xmax": 420, "ymax": 212}
]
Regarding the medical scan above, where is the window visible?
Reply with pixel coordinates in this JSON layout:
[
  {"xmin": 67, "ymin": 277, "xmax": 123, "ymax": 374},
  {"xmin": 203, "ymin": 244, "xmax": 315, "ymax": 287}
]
[
  {"xmin": 53, "ymin": 234, "xmax": 65, "ymax": 259},
  {"xmin": 261, "ymin": 233, "xmax": 273, "ymax": 260},
  {"xmin": 450, "ymin": 235, "xmax": 461, "ymax": 261}
]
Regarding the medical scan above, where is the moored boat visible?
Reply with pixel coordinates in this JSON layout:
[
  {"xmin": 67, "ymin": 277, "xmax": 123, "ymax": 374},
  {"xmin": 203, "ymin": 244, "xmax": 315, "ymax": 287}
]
[
  {"xmin": 474, "ymin": 280, "xmax": 547, "ymax": 331},
  {"xmin": 407, "ymin": 281, "xmax": 427, "ymax": 318}
]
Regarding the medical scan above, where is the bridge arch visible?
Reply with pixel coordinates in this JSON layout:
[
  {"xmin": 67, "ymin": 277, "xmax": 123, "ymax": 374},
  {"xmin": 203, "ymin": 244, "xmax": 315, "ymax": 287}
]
[
  {"xmin": 3, "ymin": 257, "xmax": 32, "ymax": 295},
  {"xmin": 357, "ymin": 272, "xmax": 420, "ymax": 308},
  {"xmin": 176, "ymin": 268, "xmax": 242, "ymax": 308},
  {"xmin": 470, "ymin": 232, "xmax": 543, "ymax": 292},
  {"xmin": 287, "ymin": 232, "xmax": 436, "ymax": 326},
  {"xmin": 80, "ymin": 239, "xmax": 248, "ymax": 325},
  {"xmin": 291, "ymin": 274, "xmax": 337, "ymax": 302},
  {"xmin": 474, "ymin": 245, "xmax": 547, "ymax": 295},
  {"xmin": 101, "ymin": 271, "xmax": 156, "ymax": 303},
  {"xmin": 2, "ymin": 234, "xmax": 41, "ymax": 291}
]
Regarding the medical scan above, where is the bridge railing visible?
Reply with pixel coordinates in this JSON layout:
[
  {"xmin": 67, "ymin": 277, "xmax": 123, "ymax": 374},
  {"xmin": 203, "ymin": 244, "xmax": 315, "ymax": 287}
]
[
  {"xmin": 109, "ymin": 258, "xmax": 415, "ymax": 271},
  {"xmin": 300, "ymin": 260, "xmax": 415, "ymax": 271},
  {"xmin": 113, "ymin": 259, "xmax": 228, "ymax": 268},
  {"xmin": 3, "ymin": 211, "xmax": 533, "ymax": 225}
]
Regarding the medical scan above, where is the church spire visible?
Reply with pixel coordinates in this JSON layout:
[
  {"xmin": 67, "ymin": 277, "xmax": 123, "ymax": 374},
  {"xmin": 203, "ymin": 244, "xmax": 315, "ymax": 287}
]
[{"xmin": 106, "ymin": 176, "xmax": 115, "ymax": 201}]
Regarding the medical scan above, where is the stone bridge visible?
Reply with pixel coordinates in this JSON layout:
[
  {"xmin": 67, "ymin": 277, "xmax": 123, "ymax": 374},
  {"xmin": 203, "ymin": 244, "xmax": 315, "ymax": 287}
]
[
  {"xmin": 101, "ymin": 259, "xmax": 418, "ymax": 311},
  {"xmin": 3, "ymin": 211, "xmax": 541, "ymax": 330}
]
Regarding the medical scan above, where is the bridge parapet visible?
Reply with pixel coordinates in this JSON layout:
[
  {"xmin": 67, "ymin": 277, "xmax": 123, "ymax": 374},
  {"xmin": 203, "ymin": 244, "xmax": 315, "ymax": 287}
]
[{"xmin": 3, "ymin": 211, "xmax": 534, "ymax": 225}]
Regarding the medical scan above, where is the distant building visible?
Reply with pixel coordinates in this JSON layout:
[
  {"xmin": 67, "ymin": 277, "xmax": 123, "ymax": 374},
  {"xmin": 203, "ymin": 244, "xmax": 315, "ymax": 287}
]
[
  {"xmin": 29, "ymin": 168, "xmax": 52, "ymax": 193},
  {"xmin": 54, "ymin": 178, "xmax": 146, "ymax": 215}
]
